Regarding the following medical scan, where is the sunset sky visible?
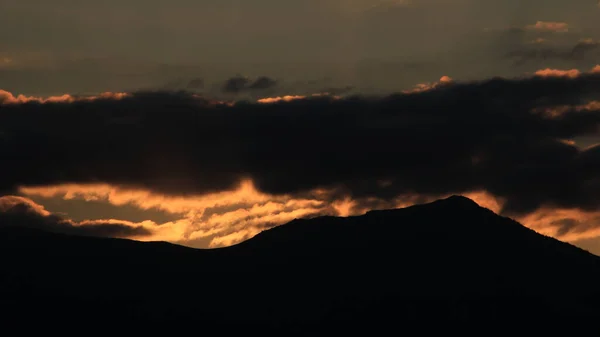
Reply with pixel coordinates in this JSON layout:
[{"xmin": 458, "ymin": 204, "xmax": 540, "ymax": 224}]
[{"xmin": 1, "ymin": 0, "xmax": 600, "ymax": 254}]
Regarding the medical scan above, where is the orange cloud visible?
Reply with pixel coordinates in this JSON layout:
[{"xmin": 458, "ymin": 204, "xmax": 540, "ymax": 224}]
[
  {"xmin": 19, "ymin": 182, "xmax": 465, "ymax": 247},
  {"xmin": 0, "ymin": 195, "xmax": 53, "ymax": 216},
  {"xmin": 0, "ymin": 90, "xmax": 129, "ymax": 105},
  {"xmin": 525, "ymin": 21, "xmax": 569, "ymax": 33},
  {"xmin": 0, "ymin": 89, "xmax": 344, "ymax": 107},
  {"xmin": 527, "ymin": 66, "xmax": 600, "ymax": 118},
  {"xmin": 257, "ymin": 95, "xmax": 306, "ymax": 104},
  {"xmin": 13, "ymin": 183, "xmax": 600, "ymax": 248},
  {"xmin": 533, "ymin": 65, "xmax": 600, "ymax": 79},
  {"xmin": 534, "ymin": 68, "xmax": 581, "ymax": 78},
  {"xmin": 517, "ymin": 207, "xmax": 600, "ymax": 242},
  {"xmin": 257, "ymin": 92, "xmax": 341, "ymax": 104},
  {"xmin": 403, "ymin": 76, "xmax": 453, "ymax": 94},
  {"xmin": 19, "ymin": 181, "xmax": 337, "ymax": 247}
]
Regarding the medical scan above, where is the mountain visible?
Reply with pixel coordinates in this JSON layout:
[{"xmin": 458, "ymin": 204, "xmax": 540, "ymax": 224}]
[{"xmin": 1, "ymin": 195, "xmax": 599, "ymax": 334}]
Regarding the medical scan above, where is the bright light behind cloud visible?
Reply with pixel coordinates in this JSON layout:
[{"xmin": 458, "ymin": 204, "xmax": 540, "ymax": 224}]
[{"xmin": 16, "ymin": 182, "xmax": 600, "ymax": 249}]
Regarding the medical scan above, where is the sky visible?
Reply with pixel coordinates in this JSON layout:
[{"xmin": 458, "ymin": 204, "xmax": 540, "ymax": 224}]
[{"xmin": 1, "ymin": 0, "xmax": 600, "ymax": 253}]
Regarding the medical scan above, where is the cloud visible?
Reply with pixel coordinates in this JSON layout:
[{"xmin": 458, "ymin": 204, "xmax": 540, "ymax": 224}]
[
  {"xmin": 256, "ymin": 92, "xmax": 341, "ymax": 104},
  {"xmin": 506, "ymin": 39, "xmax": 600, "ymax": 65},
  {"xmin": 1, "ymin": 68, "xmax": 600, "ymax": 246},
  {"xmin": 518, "ymin": 207, "xmax": 600, "ymax": 242},
  {"xmin": 534, "ymin": 68, "xmax": 581, "ymax": 78},
  {"xmin": 15, "ymin": 181, "xmax": 483, "ymax": 247},
  {"xmin": 402, "ymin": 75, "xmax": 452, "ymax": 93},
  {"xmin": 16, "ymin": 180, "xmax": 348, "ymax": 247},
  {"xmin": 0, "ymin": 90, "xmax": 128, "ymax": 104},
  {"xmin": 0, "ymin": 196, "xmax": 150, "ymax": 238},
  {"xmin": 525, "ymin": 21, "xmax": 569, "ymax": 33},
  {"xmin": 247, "ymin": 76, "xmax": 277, "ymax": 90},
  {"xmin": 532, "ymin": 65, "xmax": 600, "ymax": 79},
  {"xmin": 15, "ymin": 183, "xmax": 600, "ymax": 247}
]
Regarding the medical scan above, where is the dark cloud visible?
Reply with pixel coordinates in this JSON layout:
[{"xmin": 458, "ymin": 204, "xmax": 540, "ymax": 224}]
[
  {"xmin": 0, "ymin": 196, "xmax": 150, "ymax": 238},
  {"xmin": 247, "ymin": 76, "xmax": 277, "ymax": 90},
  {"xmin": 222, "ymin": 76, "xmax": 278, "ymax": 94},
  {"xmin": 222, "ymin": 76, "xmax": 250, "ymax": 93},
  {"xmin": 506, "ymin": 40, "xmax": 600, "ymax": 65},
  {"xmin": 1, "ymin": 72, "xmax": 600, "ymax": 216}
]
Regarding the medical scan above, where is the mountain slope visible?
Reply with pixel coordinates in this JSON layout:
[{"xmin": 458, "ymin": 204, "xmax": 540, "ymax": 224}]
[{"xmin": 1, "ymin": 195, "xmax": 599, "ymax": 334}]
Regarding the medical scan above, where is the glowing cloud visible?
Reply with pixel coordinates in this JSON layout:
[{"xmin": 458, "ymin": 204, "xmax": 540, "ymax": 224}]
[
  {"xmin": 525, "ymin": 21, "xmax": 569, "ymax": 33},
  {"xmin": 2, "ymin": 70, "xmax": 600, "ymax": 248},
  {"xmin": 518, "ymin": 207, "xmax": 600, "ymax": 242},
  {"xmin": 532, "ymin": 65, "xmax": 600, "ymax": 79},
  {"xmin": 0, "ymin": 90, "xmax": 129, "ymax": 105},
  {"xmin": 18, "ymin": 181, "xmax": 340, "ymax": 247},
  {"xmin": 534, "ymin": 68, "xmax": 581, "ymax": 78},
  {"xmin": 257, "ymin": 92, "xmax": 342, "ymax": 104},
  {"xmin": 403, "ymin": 76, "xmax": 453, "ymax": 93},
  {"xmin": 15, "ymin": 184, "xmax": 600, "ymax": 248}
]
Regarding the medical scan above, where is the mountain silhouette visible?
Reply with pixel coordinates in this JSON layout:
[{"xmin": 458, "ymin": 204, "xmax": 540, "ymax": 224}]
[{"xmin": 1, "ymin": 195, "xmax": 599, "ymax": 334}]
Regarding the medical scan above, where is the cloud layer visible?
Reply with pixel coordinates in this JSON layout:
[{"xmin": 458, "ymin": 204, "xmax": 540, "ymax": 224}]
[
  {"xmin": 1, "ymin": 66, "xmax": 600, "ymax": 247},
  {"xmin": 0, "ymin": 196, "xmax": 150, "ymax": 238}
]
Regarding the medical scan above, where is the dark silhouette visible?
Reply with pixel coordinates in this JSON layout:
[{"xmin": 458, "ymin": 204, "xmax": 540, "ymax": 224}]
[{"xmin": 1, "ymin": 196, "xmax": 599, "ymax": 334}]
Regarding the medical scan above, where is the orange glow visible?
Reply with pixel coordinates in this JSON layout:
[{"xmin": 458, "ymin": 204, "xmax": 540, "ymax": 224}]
[
  {"xmin": 257, "ymin": 95, "xmax": 306, "ymax": 103},
  {"xmin": 0, "ymin": 89, "xmax": 129, "ymax": 105},
  {"xmin": 332, "ymin": 198, "xmax": 357, "ymax": 217},
  {"xmin": 20, "ymin": 182, "xmax": 475, "ymax": 247},
  {"xmin": 256, "ymin": 92, "xmax": 342, "ymax": 104},
  {"xmin": 13, "ymin": 183, "xmax": 600, "ymax": 247},
  {"xmin": 0, "ymin": 195, "xmax": 53, "ymax": 216},
  {"xmin": 533, "ymin": 65, "xmax": 600, "ymax": 79},
  {"xmin": 517, "ymin": 208, "xmax": 600, "ymax": 242},
  {"xmin": 403, "ymin": 76, "xmax": 453, "ymax": 94},
  {"xmin": 0, "ymin": 89, "xmax": 346, "ymax": 106},
  {"xmin": 534, "ymin": 68, "xmax": 581, "ymax": 78},
  {"xmin": 525, "ymin": 21, "xmax": 569, "ymax": 32},
  {"xmin": 19, "ymin": 180, "xmax": 336, "ymax": 247}
]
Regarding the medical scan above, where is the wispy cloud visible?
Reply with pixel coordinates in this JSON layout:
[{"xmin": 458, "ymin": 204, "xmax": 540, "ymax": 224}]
[{"xmin": 0, "ymin": 195, "xmax": 150, "ymax": 238}]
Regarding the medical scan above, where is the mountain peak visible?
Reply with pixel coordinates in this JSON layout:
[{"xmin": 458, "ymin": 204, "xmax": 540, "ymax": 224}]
[{"xmin": 439, "ymin": 195, "xmax": 480, "ymax": 207}]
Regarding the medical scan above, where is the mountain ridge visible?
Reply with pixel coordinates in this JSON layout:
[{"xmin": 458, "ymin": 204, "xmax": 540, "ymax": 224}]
[{"xmin": 1, "ymin": 195, "xmax": 599, "ymax": 333}]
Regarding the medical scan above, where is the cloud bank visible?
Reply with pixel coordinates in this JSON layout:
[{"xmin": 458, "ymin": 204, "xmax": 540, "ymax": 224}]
[{"xmin": 1, "ymin": 66, "xmax": 600, "ymax": 247}]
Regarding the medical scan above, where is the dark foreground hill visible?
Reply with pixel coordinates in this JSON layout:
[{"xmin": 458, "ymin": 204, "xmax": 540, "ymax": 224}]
[{"xmin": 1, "ymin": 195, "xmax": 600, "ymax": 334}]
